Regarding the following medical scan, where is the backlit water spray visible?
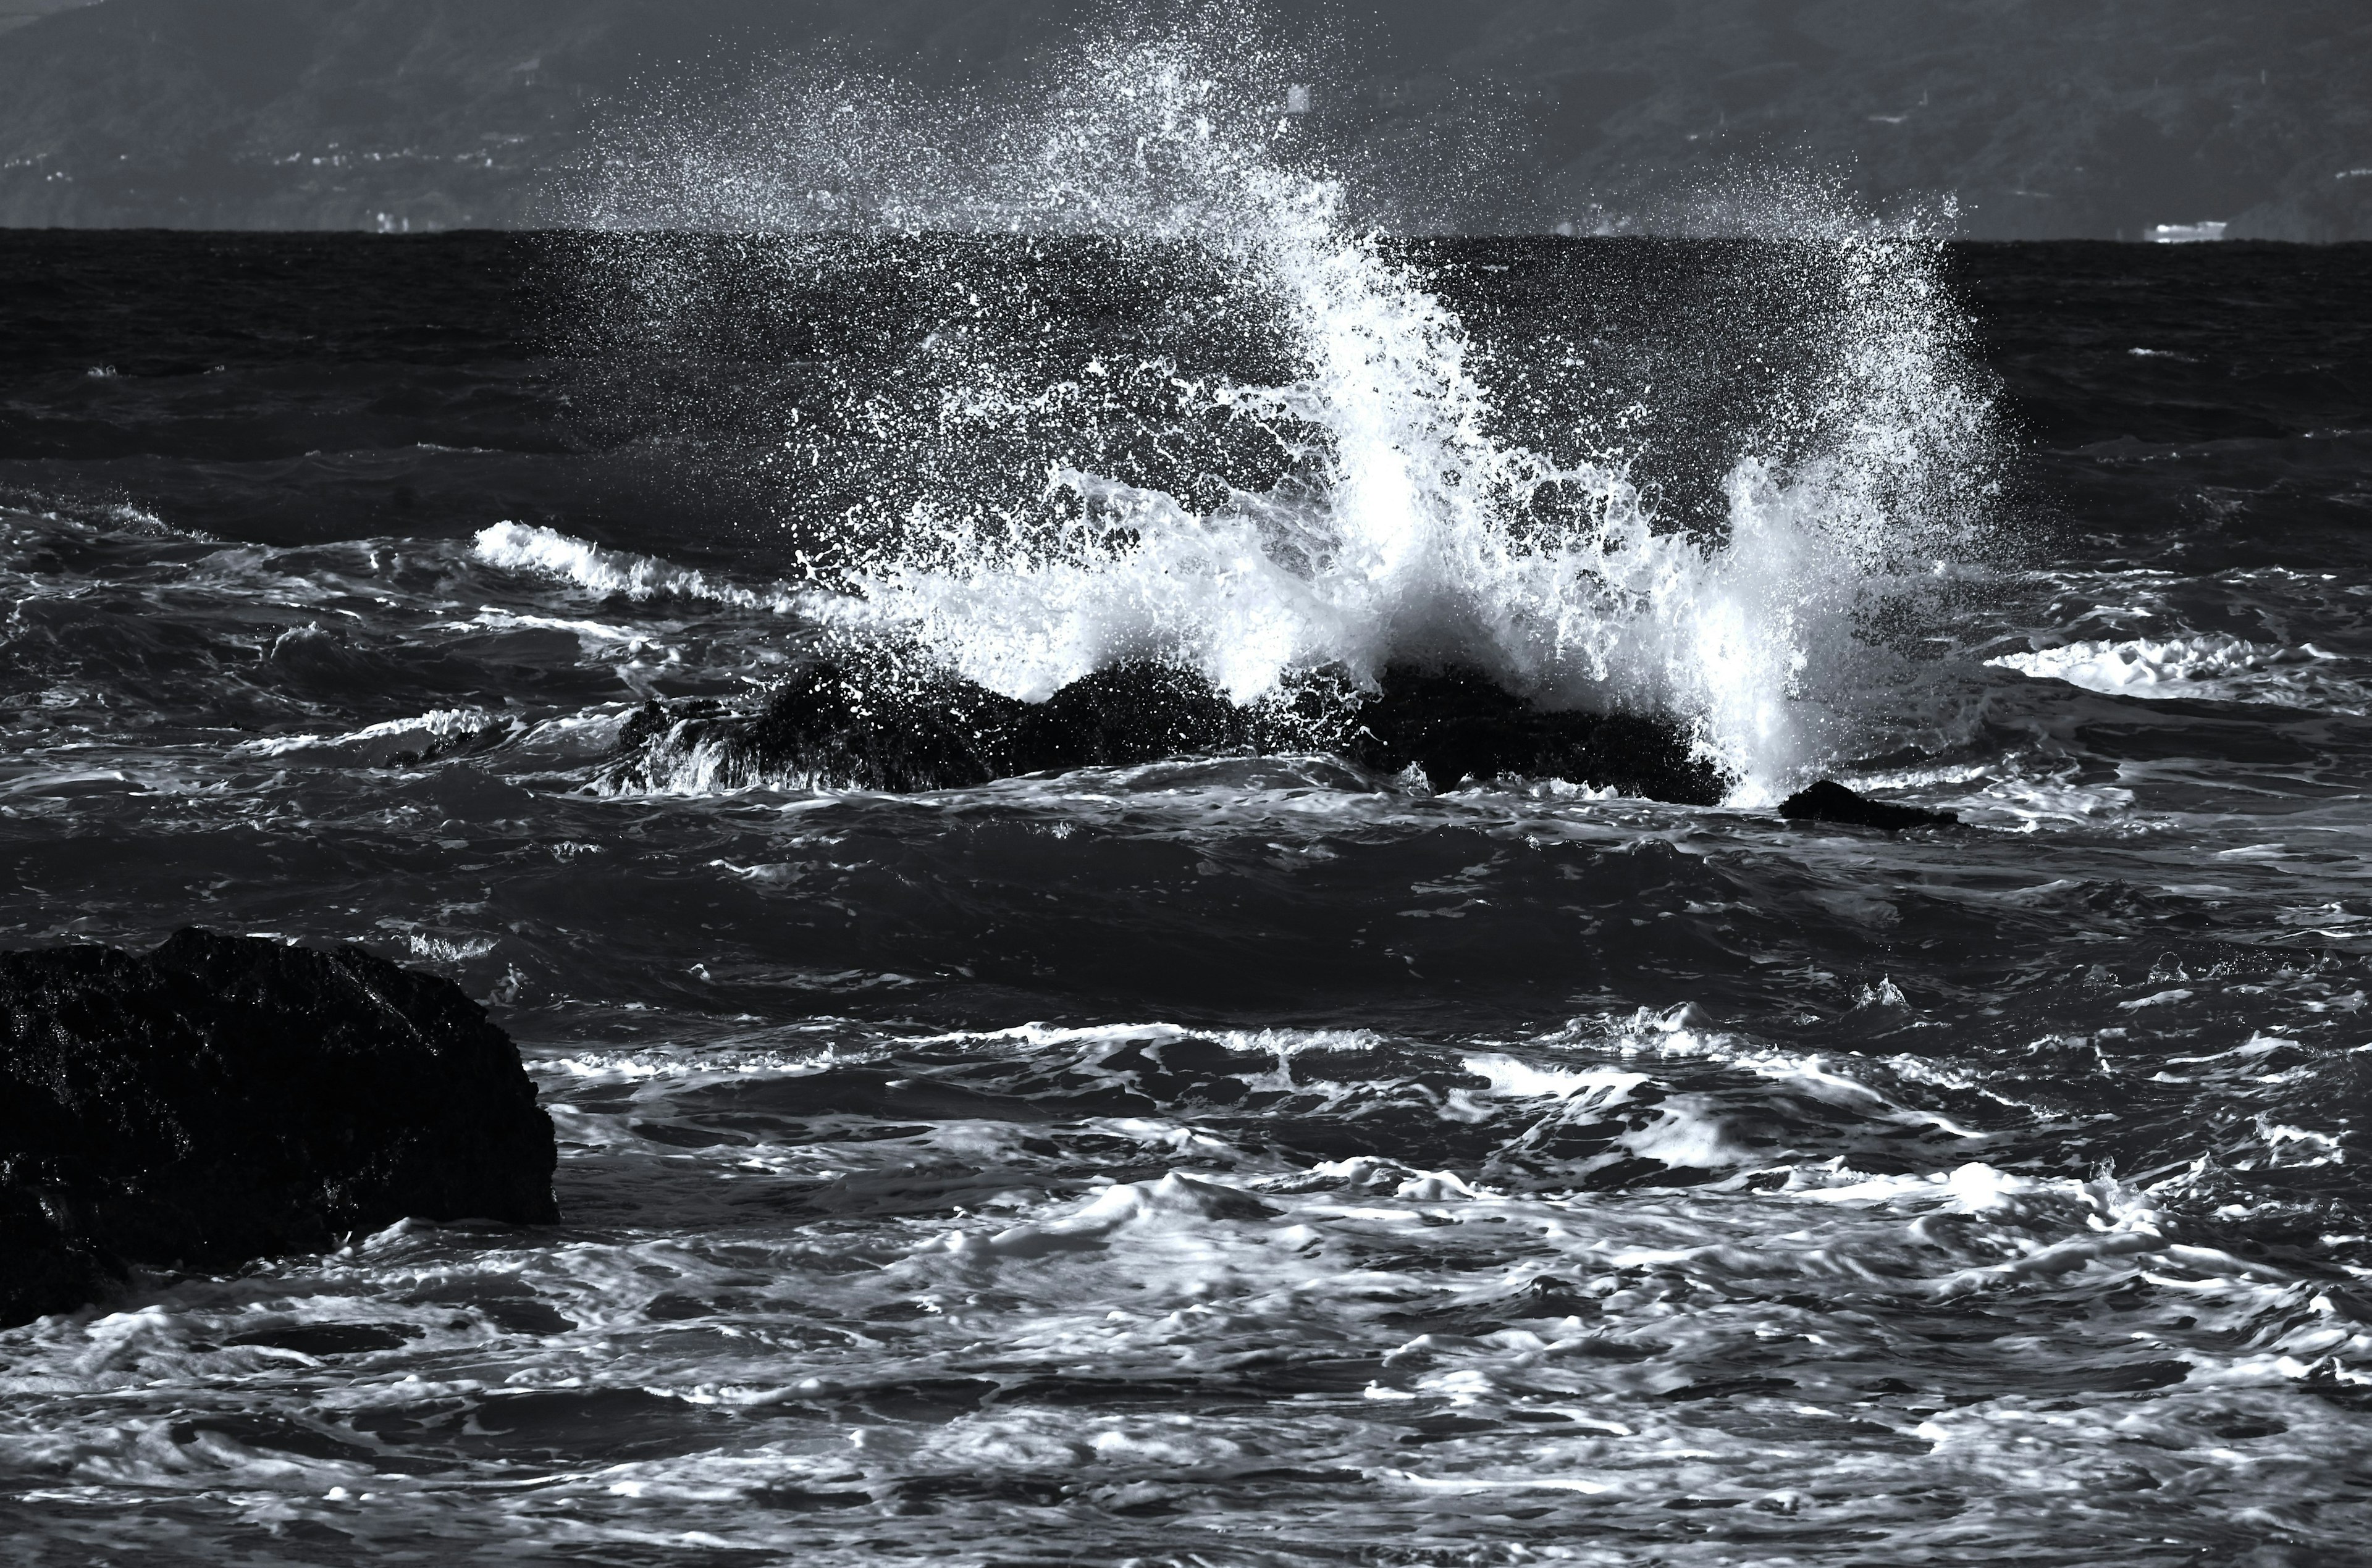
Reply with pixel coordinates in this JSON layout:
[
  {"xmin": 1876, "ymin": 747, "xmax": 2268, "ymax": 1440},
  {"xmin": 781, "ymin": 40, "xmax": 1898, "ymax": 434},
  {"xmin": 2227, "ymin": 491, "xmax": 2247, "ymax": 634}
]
[{"xmin": 581, "ymin": 27, "xmax": 2001, "ymax": 800}]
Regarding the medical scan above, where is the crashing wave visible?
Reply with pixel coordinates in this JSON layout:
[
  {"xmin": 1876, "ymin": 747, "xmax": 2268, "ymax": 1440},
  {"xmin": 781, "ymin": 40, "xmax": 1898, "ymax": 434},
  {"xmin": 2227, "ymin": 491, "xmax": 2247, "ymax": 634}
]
[{"xmin": 574, "ymin": 28, "xmax": 2001, "ymax": 803}]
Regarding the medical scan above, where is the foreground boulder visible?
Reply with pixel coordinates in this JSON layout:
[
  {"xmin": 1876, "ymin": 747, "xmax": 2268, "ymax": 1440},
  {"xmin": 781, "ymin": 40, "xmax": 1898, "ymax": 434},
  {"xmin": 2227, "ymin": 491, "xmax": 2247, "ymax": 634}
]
[
  {"xmin": 614, "ymin": 656, "xmax": 1727, "ymax": 805},
  {"xmin": 1779, "ymin": 779, "xmax": 1959, "ymax": 829},
  {"xmin": 0, "ymin": 929, "xmax": 558, "ymax": 1327}
]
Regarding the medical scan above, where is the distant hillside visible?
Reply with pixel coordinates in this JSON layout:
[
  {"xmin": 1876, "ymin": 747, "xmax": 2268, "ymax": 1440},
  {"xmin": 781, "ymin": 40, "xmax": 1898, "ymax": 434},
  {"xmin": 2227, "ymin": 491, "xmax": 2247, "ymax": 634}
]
[
  {"xmin": 1482, "ymin": 0, "xmax": 2372, "ymax": 240},
  {"xmin": 0, "ymin": 0, "xmax": 96, "ymax": 41},
  {"xmin": 1, "ymin": 0, "xmax": 2367, "ymax": 238}
]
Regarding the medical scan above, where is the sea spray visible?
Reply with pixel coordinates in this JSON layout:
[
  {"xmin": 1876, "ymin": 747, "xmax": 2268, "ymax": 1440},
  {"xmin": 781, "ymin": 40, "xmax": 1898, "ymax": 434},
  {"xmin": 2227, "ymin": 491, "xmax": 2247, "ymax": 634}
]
[{"xmin": 576, "ymin": 28, "xmax": 2001, "ymax": 799}]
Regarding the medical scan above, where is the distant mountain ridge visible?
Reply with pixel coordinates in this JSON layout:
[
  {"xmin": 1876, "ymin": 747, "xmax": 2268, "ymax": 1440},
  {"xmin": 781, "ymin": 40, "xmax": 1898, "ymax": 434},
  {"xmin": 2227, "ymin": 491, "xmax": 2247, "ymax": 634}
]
[{"xmin": 1, "ymin": 0, "xmax": 2367, "ymax": 238}]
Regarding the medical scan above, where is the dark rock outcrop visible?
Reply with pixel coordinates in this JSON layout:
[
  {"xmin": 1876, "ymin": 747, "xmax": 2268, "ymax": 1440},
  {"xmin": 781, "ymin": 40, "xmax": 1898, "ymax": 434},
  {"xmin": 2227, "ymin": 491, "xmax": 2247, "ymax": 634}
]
[
  {"xmin": 721, "ymin": 658, "xmax": 1272, "ymax": 793},
  {"xmin": 615, "ymin": 656, "xmax": 1727, "ymax": 804},
  {"xmin": 1778, "ymin": 779, "xmax": 1959, "ymax": 830},
  {"xmin": 1333, "ymin": 664, "xmax": 1725, "ymax": 802},
  {"xmin": 0, "ymin": 928, "xmax": 558, "ymax": 1327}
]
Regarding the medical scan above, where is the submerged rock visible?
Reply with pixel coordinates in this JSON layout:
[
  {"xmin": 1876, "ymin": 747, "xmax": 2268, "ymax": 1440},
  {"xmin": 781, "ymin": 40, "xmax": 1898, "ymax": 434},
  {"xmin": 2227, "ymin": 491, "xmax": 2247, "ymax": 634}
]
[
  {"xmin": 1778, "ymin": 779, "xmax": 1959, "ymax": 830},
  {"xmin": 613, "ymin": 656, "xmax": 1727, "ymax": 805},
  {"xmin": 0, "ymin": 928, "xmax": 558, "ymax": 1327}
]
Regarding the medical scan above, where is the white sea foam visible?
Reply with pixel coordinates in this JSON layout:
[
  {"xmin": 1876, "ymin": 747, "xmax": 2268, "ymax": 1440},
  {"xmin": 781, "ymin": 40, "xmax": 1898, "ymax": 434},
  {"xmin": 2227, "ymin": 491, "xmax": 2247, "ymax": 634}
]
[
  {"xmin": 237, "ymin": 706, "xmax": 513, "ymax": 759},
  {"xmin": 1460, "ymin": 1052, "xmax": 1647, "ymax": 1103},
  {"xmin": 473, "ymin": 521, "xmax": 802, "ymax": 613},
  {"xmin": 1990, "ymin": 632, "xmax": 2367, "ymax": 711},
  {"xmin": 6, "ymin": 1008, "xmax": 2364, "ymax": 1559}
]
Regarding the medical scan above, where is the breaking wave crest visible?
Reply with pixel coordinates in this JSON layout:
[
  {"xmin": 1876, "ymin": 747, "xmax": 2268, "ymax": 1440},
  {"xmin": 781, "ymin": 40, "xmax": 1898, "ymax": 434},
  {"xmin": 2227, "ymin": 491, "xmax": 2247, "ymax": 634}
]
[
  {"xmin": 474, "ymin": 521, "xmax": 801, "ymax": 613},
  {"xmin": 1992, "ymin": 632, "xmax": 2369, "ymax": 712}
]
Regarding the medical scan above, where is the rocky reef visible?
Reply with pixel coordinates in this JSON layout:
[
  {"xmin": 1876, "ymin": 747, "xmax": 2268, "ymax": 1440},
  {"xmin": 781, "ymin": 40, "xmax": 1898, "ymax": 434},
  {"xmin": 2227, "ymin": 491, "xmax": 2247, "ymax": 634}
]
[
  {"xmin": 0, "ymin": 929, "xmax": 557, "ymax": 1327},
  {"xmin": 612, "ymin": 656, "xmax": 1729, "ymax": 805}
]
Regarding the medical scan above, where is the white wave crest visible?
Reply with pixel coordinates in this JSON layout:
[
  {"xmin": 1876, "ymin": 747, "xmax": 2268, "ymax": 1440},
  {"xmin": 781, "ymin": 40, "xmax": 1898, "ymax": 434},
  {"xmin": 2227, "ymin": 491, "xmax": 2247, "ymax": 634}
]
[
  {"xmin": 1991, "ymin": 633, "xmax": 2365, "ymax": 711},
  {"xmin": 473, "ymin": 522, "xmax": 802, "ymax": 614},
  {"xmin": 238, "ymin": 706, "xmax": 513, "ymax": 760}
]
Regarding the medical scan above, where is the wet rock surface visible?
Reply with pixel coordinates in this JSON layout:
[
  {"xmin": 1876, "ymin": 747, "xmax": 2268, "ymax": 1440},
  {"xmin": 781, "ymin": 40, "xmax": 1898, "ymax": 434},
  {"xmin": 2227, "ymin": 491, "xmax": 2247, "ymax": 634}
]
[
  {"xmin": 1779, "ymin": 779, "xmax": 1961, "ymax": 830},
  {"xmin": 1334, "ymin": 665, "xmax": 1726, "ymax": 803},
  {"xmin": 615, "ymin": 658, "xmax": 1726, "ymax": 804},
  {"xmin": 0, "ymin": 929, "xmax": 558, "ymax": 1327}
]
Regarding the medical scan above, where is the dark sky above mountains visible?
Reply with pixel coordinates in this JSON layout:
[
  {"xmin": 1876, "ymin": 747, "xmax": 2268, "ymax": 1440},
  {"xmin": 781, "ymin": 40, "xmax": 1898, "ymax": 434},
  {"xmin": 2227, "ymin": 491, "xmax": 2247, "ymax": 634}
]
[{"xmin": 0, "ymin": 0, "xmax": 2367, "ymax": 238}]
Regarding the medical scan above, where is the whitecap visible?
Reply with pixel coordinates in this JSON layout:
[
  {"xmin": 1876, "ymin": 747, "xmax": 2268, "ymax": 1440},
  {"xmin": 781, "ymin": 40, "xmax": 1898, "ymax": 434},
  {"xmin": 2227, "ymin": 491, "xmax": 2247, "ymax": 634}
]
[
  {"xmin": 1990, "ymin": 632, "xmax": 2369, "ymax": 713},
  {"xmin": 473, "ymin": 521, "xmax": 804, "ymax": 614}
]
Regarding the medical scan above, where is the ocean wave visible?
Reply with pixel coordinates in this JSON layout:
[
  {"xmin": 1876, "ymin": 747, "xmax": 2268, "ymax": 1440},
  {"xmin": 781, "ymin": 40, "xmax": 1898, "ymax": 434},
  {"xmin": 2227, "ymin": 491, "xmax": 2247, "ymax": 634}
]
[
  {"xmin": 473, "ymin": 521, "xmax": 805, "ymax": 614},
  {"xmin": 237, "ymin": 705, "xmax": 516, "ymax": 761},
  {"xmin": 1990, "ymin": 632, "xmax": 2368, "ymax": 711}
]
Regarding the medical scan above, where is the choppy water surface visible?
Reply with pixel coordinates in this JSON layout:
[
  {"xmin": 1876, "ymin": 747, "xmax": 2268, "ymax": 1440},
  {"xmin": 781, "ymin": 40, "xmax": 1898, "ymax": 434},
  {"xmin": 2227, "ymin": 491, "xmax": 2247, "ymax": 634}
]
[{"xmin": 4, "ymin": 58, "xmax": 2372, "ymax": 1568}]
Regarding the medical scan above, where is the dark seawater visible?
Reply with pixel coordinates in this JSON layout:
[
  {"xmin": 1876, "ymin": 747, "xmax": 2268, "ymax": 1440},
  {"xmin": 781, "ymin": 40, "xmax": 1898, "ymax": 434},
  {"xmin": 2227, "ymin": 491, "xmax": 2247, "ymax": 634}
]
[{"xmin": 2, "ymin": 220, "xmax": 2371, "ymax": 1568}]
